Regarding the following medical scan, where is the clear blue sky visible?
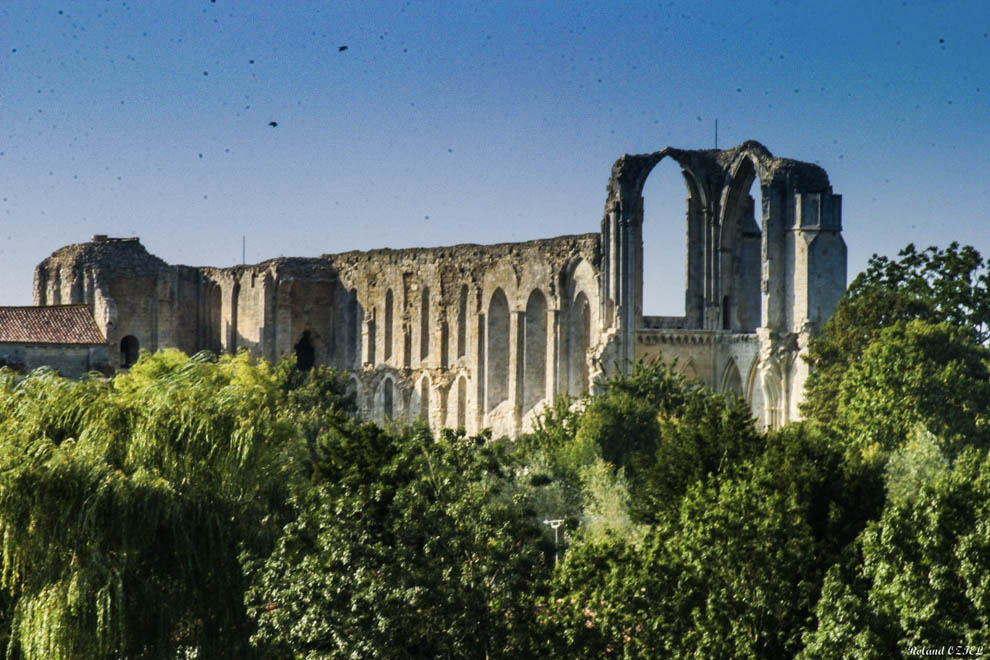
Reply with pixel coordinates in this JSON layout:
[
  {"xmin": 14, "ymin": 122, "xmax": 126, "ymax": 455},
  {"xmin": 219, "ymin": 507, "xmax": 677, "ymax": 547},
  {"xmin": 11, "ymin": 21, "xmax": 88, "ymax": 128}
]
[{"xmin": 3, "ymin": 1, "xmax": 988, "ymax": 311}]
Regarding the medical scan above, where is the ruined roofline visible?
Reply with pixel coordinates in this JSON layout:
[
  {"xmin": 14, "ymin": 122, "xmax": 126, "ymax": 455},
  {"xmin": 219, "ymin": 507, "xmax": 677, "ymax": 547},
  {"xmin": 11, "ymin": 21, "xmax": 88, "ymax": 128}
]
[
  {"xmin": 40, "ymin": 236, "xmax": 169, "ymax": 271},
  {"xmin": 43, "ymin": 231, "xmax": 600, "ymax": 274},
  {"xmin": 181, "ymin": 232, "xmax": 601, "ymax": 273},
  {"xmin": 322, "ymin": 232, "xmax": 600, "ymax": 261},
  {"xmin": 609, "ymin": 140, "xmax": 832, "ymax": 199},
  {"xmin": 189, "ymin": 232, "xmax": 601, "ymax": 281}
]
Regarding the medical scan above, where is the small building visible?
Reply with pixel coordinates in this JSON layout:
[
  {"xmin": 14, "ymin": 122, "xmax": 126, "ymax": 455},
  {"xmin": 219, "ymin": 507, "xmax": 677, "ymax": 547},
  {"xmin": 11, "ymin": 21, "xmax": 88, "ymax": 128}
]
[{"xmin": 0, "ymin": 305, "xmax": 109, "ymax": 377}]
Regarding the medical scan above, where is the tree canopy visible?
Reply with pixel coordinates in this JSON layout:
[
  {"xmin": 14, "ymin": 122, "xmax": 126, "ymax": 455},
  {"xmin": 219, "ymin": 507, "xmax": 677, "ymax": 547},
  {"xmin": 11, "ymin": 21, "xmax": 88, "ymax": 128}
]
[{"xmin": 2, "ymin": 242, "xmax": 989, "ymax": 658}]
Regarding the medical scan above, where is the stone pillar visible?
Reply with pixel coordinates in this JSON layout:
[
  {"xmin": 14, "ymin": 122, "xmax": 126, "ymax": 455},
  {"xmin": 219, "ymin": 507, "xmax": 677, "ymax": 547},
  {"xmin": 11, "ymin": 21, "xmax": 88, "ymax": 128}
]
[
  {"xmin": 762, "ymin": 181, "xmax": 787, "ymax": 332},
  {"xmin": 546, "ymin": 308, "xmax": 560, "ymax": 403},
  {"xmin": 509, "ymin": 310, "xmax": 524, "ymax": 436}
]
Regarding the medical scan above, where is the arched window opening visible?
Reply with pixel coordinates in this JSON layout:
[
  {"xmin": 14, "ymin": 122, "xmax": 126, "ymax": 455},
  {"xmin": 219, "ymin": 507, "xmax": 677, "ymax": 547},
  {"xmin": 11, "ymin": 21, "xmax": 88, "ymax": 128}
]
[
  {"xmin": 420, "ymin": 286, "xmax": 430, "ymax": 360},
  {"xmin": 294, "ymin": 330, "xmax": 315, "ymax": 371},
  {"xmin": 384, "ymin": 289, "xmax": 394, "ymax": 362},
  {"xmin": 346, "ymin": 376, "xmax": 361, "ymax": 412},
  {"xmin": 486, "ymin": 288, "xmax": 510, "ymax": 412},
  {"xmin": 457, "ymin": 284, "xmax": 468, "ymax": 358},
  {"xmin": 642, "ymin": 157, "xmax": 691, "ymax": 318},
  {"xmin": 523, "ymin": 289, "xmax": 548, "ymax": 413},
  {"xmin": 567, "ymin": 292, "xmax": 591, "ymax": 395},
  {"xmin": 722, "ymin": 157, "xmax": 763, "ymax": 332},
  {"xmin": 208, "ymin": 284, "xmax": 222, "ymax": 353},
  {"xmin": 722, "ymin": 360, "xmax": 744, "ymax": 398},
  {"xmin": 368, "ymin": 308, "xmax": 376, "ymax": 365},
  {"xmin": 722, "ymin": 295, "xmax": 731, "ymax": 331},
  {"xmin": 383, "ymin": 378, "xmax": 394, "ymax": 419},
  {"xmin": 120, "ymin": 335, "xmax": 140, "ymax": 368},
  {"xmin": 230, "ymin": 282, "xmax": 241, "ymax": 352}
]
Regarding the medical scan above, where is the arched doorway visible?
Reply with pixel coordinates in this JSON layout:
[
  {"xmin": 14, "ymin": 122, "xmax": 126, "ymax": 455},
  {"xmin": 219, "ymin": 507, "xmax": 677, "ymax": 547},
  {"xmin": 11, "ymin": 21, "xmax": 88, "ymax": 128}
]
[
  {"xmin": 294, "ymin": 331, "xmax": 315, "ymax": 371},
  {"xmin": 120, "ymin": 335, "xmax": 139, "ymax": 368}
]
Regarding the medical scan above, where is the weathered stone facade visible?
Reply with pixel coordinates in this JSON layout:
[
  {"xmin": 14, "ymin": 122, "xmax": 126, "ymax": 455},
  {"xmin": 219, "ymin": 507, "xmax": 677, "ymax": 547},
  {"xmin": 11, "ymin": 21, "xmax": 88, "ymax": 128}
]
[{"xmin": 34, "ymin": 141, "xmax": 845, "ymax": 436}]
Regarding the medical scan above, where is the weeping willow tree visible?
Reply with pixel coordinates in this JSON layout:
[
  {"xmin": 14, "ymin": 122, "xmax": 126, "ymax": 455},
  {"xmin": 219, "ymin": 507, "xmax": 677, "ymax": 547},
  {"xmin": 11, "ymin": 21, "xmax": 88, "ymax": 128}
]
[{"xmin": 0, "ymin": 350, "xmax": 305, "ymax": 659}]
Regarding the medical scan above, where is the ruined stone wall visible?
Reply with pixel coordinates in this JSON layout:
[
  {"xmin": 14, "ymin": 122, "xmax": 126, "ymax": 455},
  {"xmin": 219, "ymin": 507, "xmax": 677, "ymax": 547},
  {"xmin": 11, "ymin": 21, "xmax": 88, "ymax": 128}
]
[
  {"xmin": 600, "ymin": 141, "xmax": 846, "ymax": 429},
  {"xmin": 34, "ymin": 234, "xmax": 606, "ymax": 438},
  {"xmin": 0, "ymin": 343, "xmax": 109, "ymax": 378},
  {"xmin": 32, "ymin": 141, "xmax": 846, "ymax": 434},
  {"xmin": 318, "ymin": 236, "xmax": 603, "ymax": 437}
]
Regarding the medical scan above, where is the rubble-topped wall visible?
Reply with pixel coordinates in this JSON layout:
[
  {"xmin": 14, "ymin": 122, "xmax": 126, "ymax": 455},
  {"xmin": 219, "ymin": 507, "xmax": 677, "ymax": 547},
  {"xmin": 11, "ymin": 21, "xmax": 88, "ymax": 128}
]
[{"xmin": 34, "ymin": 233, "xmax": 605, "ymax": 438}]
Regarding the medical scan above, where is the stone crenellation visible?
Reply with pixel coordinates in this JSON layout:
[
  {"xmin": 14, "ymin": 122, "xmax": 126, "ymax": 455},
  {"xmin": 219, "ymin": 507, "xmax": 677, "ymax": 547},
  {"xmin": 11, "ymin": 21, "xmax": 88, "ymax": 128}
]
[{"xmin": 34, "ymin": 141, "xmax": 846, "ymax": 436}]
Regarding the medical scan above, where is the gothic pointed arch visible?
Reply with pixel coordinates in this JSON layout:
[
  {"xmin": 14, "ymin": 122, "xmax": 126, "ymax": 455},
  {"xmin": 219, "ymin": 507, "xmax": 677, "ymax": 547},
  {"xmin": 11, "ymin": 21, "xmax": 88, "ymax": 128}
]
[
  {"xmin": 384, "ymin": 288, "xmax": 394, "ymax": 362},
  {"xmin": 567, "ymin": 290, "xmax": 591, "ymax": 395},
  {"xmin": 718, "ymin": 153, "xmax": 764, "ymax": 332},
  {"xmin": 294, "ymin": 330, "xmax": 315, "ymax": 371},
  {"xmin": 486, "ymin": 288, "xmax": 510, "ymax": 412},
  {"xmin": 522, "ymin": 288, "xmax": 548, "ymax": 413},
  {"xmin": 720, "ymin": 358, "xmax": 744, "ymax": 397},
  {"xmin": 413, "ymin": 373, "xmax": 431, "ymax": 424}
]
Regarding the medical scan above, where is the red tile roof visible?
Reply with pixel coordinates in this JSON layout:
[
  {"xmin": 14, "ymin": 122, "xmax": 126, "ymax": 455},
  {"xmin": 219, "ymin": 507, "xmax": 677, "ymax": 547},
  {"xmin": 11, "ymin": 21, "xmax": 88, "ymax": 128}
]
[{"xmin": 0, "ymin": 305, "xmax": 106, "ymax": 344}]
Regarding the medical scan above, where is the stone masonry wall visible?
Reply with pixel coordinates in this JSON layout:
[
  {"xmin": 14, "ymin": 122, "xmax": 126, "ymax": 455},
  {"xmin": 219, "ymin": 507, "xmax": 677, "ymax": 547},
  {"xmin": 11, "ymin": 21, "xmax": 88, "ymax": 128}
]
[{"xmin": 32, "ymin": 142, "xmax": 846, "ymax": 435}]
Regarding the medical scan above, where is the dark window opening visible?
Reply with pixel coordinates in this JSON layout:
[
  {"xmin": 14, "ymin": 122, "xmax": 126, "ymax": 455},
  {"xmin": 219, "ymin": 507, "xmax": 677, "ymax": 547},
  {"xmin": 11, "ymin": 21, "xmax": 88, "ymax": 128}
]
[
  {"xmin": 120, "ymin": 335, "xmax": 140, "ymax": 368},
  {"xmin": 457, "ymin": 284, "xmax": 468, "ymax": 358},
  {"xmin": 295, "ymin": 331, "xmax": 315, "ymax": 371},
  {"xmin": 383, "ymin": 379, "xmax": 394, "ymax": 418},
  {"xmin": 420, "ymin": 286, "xmax": 430, "ymax": 360}
]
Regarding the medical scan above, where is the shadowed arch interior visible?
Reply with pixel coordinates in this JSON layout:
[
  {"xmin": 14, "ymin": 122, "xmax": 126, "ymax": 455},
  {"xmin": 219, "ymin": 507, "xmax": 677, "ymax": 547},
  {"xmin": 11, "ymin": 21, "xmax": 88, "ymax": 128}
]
[
  {"xmin": 523, "ymin": 289, "xmax": 548, "ymax": 413},
  {"xmin": 294, "ymin": 331, "xmax": 315, "ymax": 371},
  {"xmin": 719, "ymin": 155, "xmax": 763, "ymax": 332},
  {"xmin": 567, "ymin": 291, "xmax": 591, "ymax": 395},
  {"xmin": 120, "ymin": 335, "xmax": 139, "ymax": 368},
  {"xmin": 486, "ymin": 288, "xmax": 510, "ymax": 412}
]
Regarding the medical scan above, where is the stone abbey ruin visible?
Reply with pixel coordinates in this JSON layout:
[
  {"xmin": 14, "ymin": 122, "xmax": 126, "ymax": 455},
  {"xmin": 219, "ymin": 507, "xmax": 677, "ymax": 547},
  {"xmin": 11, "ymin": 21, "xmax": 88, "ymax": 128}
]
[{"xmin": 34, "ymin": 141, "xmax": 846, "ymax": 437}]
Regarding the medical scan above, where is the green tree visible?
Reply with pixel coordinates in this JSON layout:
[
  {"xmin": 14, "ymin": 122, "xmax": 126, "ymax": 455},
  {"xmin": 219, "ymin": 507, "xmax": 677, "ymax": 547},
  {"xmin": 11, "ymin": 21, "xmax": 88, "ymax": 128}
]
[
  {"xmin": 245, "ymin": 425, "xmax": 553, "ymax": 659},
  {"xmin": 803, "ymin": 446, "xmax": 990, "ymax": 655},
  {"xmin": 803, "ymin": 242, "xmax": 990, "ymax": 422},
  {"xmin": 0, "ymin": 351, "xmax": 300, "ymax": 659},
  {"xmin": 630, "ymin": 389, "xmax": 763, "ymax": 525},
  {"xmin": 834, "ymin": 320, "xmax": 990, "ymax": 457},
  {"xmin": 547, "ymin": 468, "xmax": 820, "ymax": 658},
  {"xmin": 755, "ymin": 422, "xmax": 885, "ymax": 564}
]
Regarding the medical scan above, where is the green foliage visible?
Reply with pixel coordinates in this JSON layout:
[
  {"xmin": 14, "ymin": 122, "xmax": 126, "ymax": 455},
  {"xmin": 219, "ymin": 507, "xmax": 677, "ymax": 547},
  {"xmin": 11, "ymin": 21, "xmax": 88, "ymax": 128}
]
[
  {"xmin": 630, "ymin": 390, "xmax": 763, "ymax": 525},
  {"xmin": 805, "ymin": 447, "xmax": 990, "ymax": 653},
  {"xmin": 756, "ymin": 422, "xmax": 885, "ymax": 561},
  {"xmin": 245, "ymin": 425, "xmax": 553, "ymax": 658},
  {"xmin": 538, "ymin": 532, "xmax": 646, "ymax": 656},
  {"xmin": 0, "ymin": 351, "xmax": 301, "ymax": 659},
  {"xmin": 547, "ymin": 469, "xmax": 821, "ymax": 658},
  {"xmin": 803, "ymin": 242, "xmax": 990, "ymax": 422},
  {"xmin": 835, "ymin": 320, "xmax": 990, "ymax": 457},
  {"xmin": 883, "ymin": 426, "xmax": 950, "ymax": 508}
]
